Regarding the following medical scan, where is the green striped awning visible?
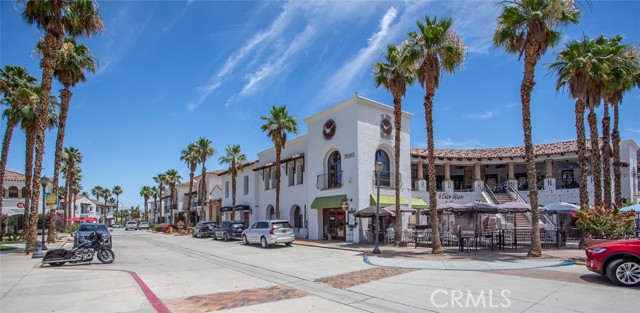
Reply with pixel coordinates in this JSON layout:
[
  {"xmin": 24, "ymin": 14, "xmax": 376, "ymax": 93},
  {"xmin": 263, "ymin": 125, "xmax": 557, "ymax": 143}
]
[
  {"xmin": 311, "ymin": 194, "xmax": 347, "ymax": 209},
  {"xmin": 411, "ymin": 197, "xmax": 428, "ymax": 209},
  {"xmin": 370, "ymin": 194, "xmax": 408, "ymax": 207}
]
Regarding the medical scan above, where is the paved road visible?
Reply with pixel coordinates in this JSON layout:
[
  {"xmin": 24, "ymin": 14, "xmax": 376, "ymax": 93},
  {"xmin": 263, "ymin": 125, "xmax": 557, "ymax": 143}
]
[{"xmin": 1, "ymin": 229, "xmax": 637, "ymax": 313}]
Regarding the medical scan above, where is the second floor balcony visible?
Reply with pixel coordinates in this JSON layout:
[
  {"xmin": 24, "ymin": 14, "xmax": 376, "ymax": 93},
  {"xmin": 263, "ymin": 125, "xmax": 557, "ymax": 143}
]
[{"xmin": 373, "ymin": 171, "xmax": 401, "ymax": 189}]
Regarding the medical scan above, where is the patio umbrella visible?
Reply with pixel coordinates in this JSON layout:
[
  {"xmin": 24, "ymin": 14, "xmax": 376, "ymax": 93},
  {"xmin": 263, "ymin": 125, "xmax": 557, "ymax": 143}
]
[
  {"xmin": 67, "ymin": 217, "xmax": 84, "ymax": 222},
  {"xmin": 382, "ymin": 205, "xmax": 416, "ymax": 216},
  {"xmin": 497, "ymin": 201, "xmax": 537, "ymax": 213},
  {"xmin": 542, "ymin": 202, "xmax": 580, "ymax": 214},
  {"xmin": 620, "ymin": 204, "xmax": 640, "ymax": 212},
  {"xmin": 84, "ymin": 217, "xmax": 98, "ymax": 223},
  {"xmin": 456, "ymin": 202, "xmax": 502, "ymax": 214},
  {"xmin": 354, "ymin": 206, "xmax": 391, "ymax": 218}
]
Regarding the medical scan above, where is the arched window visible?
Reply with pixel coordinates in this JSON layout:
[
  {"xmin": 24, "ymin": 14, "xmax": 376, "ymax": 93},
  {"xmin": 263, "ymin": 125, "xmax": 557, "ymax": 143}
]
[
  {"xmin": 327, "ymin": 151, "xmax": 342, "ymax": 188},
  {"xmin": 8, "ymin": 186, "xmax": 19, "ymax": 198},
  {"xmin": 375, "ymin": 149, "xmax": 391, "ymax": 186},
  {"xmin": 21, "ymin": 187, "xmax": 27, "ymax": 199}
]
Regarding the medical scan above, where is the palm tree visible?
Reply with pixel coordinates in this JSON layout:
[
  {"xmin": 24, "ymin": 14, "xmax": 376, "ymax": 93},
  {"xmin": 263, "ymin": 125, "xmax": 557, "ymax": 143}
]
[
  {"xmin": 260, "ymin": 105, "xmax": 298, "ymax": 218},
  {"xmin": 494, "ymin": 0, "xmax": 581, "ymax": 257},
  {"xmin": 21, "ymin": 0, "xmax": 104, "ymax": 254},
  {"xmin": 219, "ymin": 145, "xmax": 247, "ymax": 221},
  {"xmin": 549, "ymin": 37, "xmax": 599, "ymax": 208},
  {"xmin": 0, "ymin": 65, "xmax": 37, "ymax": 214},
  {"xmin": 153, "ymin": 174, "xmax": 167, "ymax": 223},
  {"xmin": 606, "ymin": 42, "xmax": 640, "ymax": 206},
  {"xmin": 112, "ymin": 186, "xmax": 122, "ymax": 224},
  {"xmin": 373, "ymin": 43, "xmax": 415, "ymax": 244},
  {"xmin": 62, "ymin": 147, "xmax": 82, "ymax": 224},
  {"xmin": 409, "ymin": 16, "xmax": 466, "ymax": 254},
  {"xmin": 140, "ymin": 186, "xmax": 151, "ymax": 224},
  {"xmin": 181, "ymin": 143, "xmax": 199, "ymax": 230},
  {"xmin": 150, "ymin": 186, "xmax": 159, "ymax": 223},
  {"xmin": 46, "ymin": 37, "xmax": 97, "ymax": 206},
  {"xmin": 100, "ymin": 188, "xmax": 111, "ymax": 224},
  {"xmin": 164, "ymin": 169, "xmax": 182, "ymax": 225},
  {"xmin": 195, "ymin": 137, "xmax": 215, "ymax": 216}
]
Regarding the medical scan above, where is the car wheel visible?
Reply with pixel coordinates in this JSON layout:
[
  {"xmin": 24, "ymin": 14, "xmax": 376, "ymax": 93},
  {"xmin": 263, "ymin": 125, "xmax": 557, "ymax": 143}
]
[
  {"xmin": 192, "ymin": 231, "xmax": 196, "ymax": 238},
  {"xmin": 260, "ymin": 237, "xmax": 268, "ymax": 248},
  {"xmin": 213, "ymin": 233, "xmax": 218, "ymax": 240},
  {"xmin": 606, "ymin": 258, "xmax": 640, "ymax": 286},
  {"xmin": 285, "ymin": 242, "xmax": 293, "ymax": 247},
  {"xmin": 223, "ymin": 233, "xmax": 229, "ymax": 242},
  {"xmin": 242, "ymin": 235, "xmax": 249, "ymax": 245}
]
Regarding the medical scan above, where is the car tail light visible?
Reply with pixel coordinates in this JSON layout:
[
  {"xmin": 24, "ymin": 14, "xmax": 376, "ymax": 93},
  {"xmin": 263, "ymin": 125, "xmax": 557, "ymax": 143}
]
[{"xmin": 269, "ymin": 225, "xmax": 275, "ymax": 235}]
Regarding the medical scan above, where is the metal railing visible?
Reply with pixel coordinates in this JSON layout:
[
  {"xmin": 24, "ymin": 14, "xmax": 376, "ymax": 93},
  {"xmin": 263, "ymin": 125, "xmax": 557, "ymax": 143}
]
[
  {"xmin": 372, "ymin": 171, "xmax": 401, "ymax": 189},
  {"xmin": 316, "ymin": 171, "xmax": 343, "ymax": 190},
  {"xmin": 483, "ymin": 185, "xmax": 500, "ymax": 205},
  {"xmin": 506, "ymin": 183, "xmax": 528, "ymax": 203}
]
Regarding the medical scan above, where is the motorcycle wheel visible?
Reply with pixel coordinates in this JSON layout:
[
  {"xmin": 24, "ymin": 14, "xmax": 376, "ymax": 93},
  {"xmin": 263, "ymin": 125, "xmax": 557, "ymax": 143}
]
[{"xmin": 97, "ymin": 249, "xmax": 115, "ymax": 264}]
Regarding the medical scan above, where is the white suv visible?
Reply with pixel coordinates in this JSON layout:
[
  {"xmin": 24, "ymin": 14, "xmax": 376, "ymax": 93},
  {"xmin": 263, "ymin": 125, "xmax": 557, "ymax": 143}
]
[
  {"xmin": 124, "ymin": 221, "xmax": 138, "ymax": 231},
  {"xmin": 242, "ymin": 220, "xmax": 294, "ymax": 248}
]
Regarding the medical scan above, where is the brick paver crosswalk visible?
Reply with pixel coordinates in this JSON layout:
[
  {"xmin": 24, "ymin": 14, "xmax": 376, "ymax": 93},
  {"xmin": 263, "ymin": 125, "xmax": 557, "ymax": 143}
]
[
  {"xmin": 314, "ymin": 267, "xmax": 416, "ymax": 289},
  {"xmin": 165, "ymin": 285, "xmax": 309, "ymax": 312}
]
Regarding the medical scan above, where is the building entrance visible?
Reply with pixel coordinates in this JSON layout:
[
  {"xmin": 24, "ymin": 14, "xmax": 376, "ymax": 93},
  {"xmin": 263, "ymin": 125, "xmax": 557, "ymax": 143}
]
[{"xmin": 323, "ymin": 208, "xmax": 346, "ymax": 240}]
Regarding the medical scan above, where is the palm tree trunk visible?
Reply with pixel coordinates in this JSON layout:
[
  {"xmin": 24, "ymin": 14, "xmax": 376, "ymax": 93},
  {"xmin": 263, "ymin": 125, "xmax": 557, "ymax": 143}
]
[
  {"xmin": 23, "ymin": 127, "xmax": 35, "ymax": 252},
  {"xmin": 522, "ymin": 42, "xmax": 541, "ymax": 257},
  {"xmin": 28, "ymin": 32, "xmax": 60, "ymax": 253},
  {"xmin": 170, "ymin": 189, "xmax": 174, "ymax": 225},
  {"xmin": 275, "ymin": 145, "xmax": 282, "ymax": 219},
  {"xmin": 393, "ymin": 95, "xmax": 402, "ymax": 244},
  {"xmin": 425, "ymin": 88, "xmax": 443, "ymax": 254},
  {"xmin": 587, "ymin": 102, "xmax": 603, "ymax": 205},
  {"xmin": 601, "ymin": 101, "xmax": 612, "ymax": 207},
  {"xmin": 232, "ymin": 166, "xmax": 237, "ymax": 221},
  {"xmin": 0, "ymin": 121, "xmax": 18, "ymax": 214},
  {"xmin": 186, "ymin": 171, "xmax": 194, "ymax": 231},
  {"xmin": 200, "ymin": 163, "xmax": 207, "ymax": 223},
  {"xmin": 49, "ymin": 88, "xmax": 72, "ymax": 244},
  {"xmin": 158, "ymin": 183, "xmax": 163, "ymax": 223},
  {"xmin": 612, "ymin": 103, "xmax": 622, "ymax": 206},
  {"xmin": 575, "ymin": 100, "xmax": 589, "ymax": 208}
]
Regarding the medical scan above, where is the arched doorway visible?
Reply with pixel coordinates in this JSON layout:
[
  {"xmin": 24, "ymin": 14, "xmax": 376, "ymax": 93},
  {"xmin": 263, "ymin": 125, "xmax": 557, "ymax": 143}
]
[
  {"xmin": 327, "ymin": 151, "xmax": 342, "ymax": 188},
  {"xmin": 290, "ymin": 205, "xmax": 302, "ymax": 228},
  {"xmin": 375, "ymin": 149, "xmax": 391, "ymax": 186}
]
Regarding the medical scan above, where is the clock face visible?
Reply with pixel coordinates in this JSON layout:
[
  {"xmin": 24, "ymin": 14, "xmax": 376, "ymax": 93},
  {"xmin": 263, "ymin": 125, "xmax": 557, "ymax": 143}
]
[
  {"xmin": 322, "ymin": 119, "xmax": 336, "ymax": 140},
  {"xmin": 380, "ymin": 118, "xmax": 392, "ymax": 138}
]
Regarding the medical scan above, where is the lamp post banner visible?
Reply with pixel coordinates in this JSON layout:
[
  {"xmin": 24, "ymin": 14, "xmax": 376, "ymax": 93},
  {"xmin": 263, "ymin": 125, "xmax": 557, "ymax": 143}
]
[{"xmin": 46, "ymin": 192, "xmax": 56, "ymax": 207}]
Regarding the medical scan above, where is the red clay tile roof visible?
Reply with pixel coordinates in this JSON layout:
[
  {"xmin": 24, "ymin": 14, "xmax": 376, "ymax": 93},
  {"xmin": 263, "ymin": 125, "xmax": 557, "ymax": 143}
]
[
  {"xmin": 206, "ymin": 169, "xmax": 227, "ymax": 175},
  {"xmin": 5, "ymin": 170, "xmax": 26, "ymax": 182},
  {"xmin": 411, "ymin": 139, "xmax": 595, "ymax": 159},
  {"xmin": 218, "ymin": 160, "xmax": 259, "ymax": 175}
]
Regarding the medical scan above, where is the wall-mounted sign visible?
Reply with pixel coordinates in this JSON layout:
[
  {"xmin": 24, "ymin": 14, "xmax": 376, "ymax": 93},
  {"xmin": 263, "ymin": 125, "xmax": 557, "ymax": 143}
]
[
  {"xmin": 344, "ymin": 152, "xmax": 355, "ymax": 159},
  {"xmin": 380, "ymin": 115, "xmax": 392, "ymax": 139},
  {"xmin": 323, "ymin": 119, "xmax": 336, "ymax": 140}
]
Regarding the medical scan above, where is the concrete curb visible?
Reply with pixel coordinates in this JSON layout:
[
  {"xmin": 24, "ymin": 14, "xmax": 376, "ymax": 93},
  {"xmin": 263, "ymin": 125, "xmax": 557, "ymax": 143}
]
[{"xmin": 293, "ymin": 241, "xmax": 365, "ymax": 253}]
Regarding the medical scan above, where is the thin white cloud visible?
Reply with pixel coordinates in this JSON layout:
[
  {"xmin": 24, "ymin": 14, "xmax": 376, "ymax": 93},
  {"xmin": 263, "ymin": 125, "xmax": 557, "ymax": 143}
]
[
  {"xmin": 317, "ymin": 6, "xmax": 398, "ymax": 101},
  {"xmin": 505, "ymin": 102, "xmax": 519, "ymax": 108},
  {"xmin": 187, "ymin": 1, "xmax": 301, "ymax": 110},
  {"xmin": 436, "ymin": 138, "xmax": 483, "ymax": 148},
  {"xmin": 465, "ymin": 111, "xmax": 496, "ymax": 120},
  {"xmin": 627, "ymin": 128, "xmax": 640, "ymax": 133}
]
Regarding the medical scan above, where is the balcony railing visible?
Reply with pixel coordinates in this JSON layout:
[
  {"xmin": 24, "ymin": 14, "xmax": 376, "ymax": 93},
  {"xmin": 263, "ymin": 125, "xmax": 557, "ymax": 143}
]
[
  {"xmin": 316, "ymin": 171, "xmax": 343, "ymax": 190},
  {"xmin": 372, "ymin": 171, "xmax": 400, "ymax": 188}
]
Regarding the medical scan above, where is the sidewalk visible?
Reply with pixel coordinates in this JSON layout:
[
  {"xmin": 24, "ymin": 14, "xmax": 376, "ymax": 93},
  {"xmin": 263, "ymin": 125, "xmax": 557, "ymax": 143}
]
[{"xmin": 294, "ymin": 239, "xmax": 585, "ymax": 270}]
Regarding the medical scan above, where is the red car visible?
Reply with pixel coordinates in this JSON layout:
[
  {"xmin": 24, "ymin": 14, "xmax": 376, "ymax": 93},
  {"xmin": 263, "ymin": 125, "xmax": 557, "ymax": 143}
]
[{"xmin": 585, "ymin": 239, "xmax": 640, "ymax": 286}]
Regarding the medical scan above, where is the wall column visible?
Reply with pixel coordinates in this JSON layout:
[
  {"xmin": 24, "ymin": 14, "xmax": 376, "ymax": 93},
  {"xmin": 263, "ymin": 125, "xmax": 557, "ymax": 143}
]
[
  {"xmin": 417, "ymin": 160, "xmax": 426, "ymax": 192},
  {"xmin": 507, "ymin": 162, "xmax": 517, "ymax": 191},
  {"xmin": 473, "ymin": 163, "xmax": 484, "ymax": 192},
  {"xmin": 443, "ymin": 163, "xmax": 453, "ymax": 192},
  {"xmin": 544, "ymin": 159, "xmax": 556, "ymax": 190}
]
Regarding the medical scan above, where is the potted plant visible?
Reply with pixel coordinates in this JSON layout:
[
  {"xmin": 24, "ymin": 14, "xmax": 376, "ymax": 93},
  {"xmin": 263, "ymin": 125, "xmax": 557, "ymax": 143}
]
[{"xmin": 572, "ymin": 205, "xmax": 636, "ymax": 247}]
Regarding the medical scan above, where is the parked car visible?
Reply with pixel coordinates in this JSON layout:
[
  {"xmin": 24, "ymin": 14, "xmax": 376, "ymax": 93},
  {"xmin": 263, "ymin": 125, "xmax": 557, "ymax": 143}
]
[
  {"xmin": 192, "ymin": 221, "xmax": 217, "ymax": 238},
  {"xmin": 242, "ymin": 220, "xmax": 294, "ymax": 248},
  {"xmin": 112, "ymin": 224, "xmax": 123, "ymax": 229},
  {"xmin": 585, "ymin": 239, "xmax": 640, "ymax": 286},
  {"xmin": 213, "ymin": 221, "xmax": 246, "ymax": 241},
  {"xmin": 125, "ymin": 221, "xmax": 138, "ymax": 231},
  {"xmin": 138, "ymin": 222, "xmax": 150, "ymax": 230},
  {"xmin": 74, "ymin": 223, "xmax": 112, "ymax": 249}
]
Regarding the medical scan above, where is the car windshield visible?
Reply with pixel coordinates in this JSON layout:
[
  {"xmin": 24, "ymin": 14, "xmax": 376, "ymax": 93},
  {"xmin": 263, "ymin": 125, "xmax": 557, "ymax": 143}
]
[
  {"xmin": 231, "ymin": 223, "xmax": 244, "ymax": 228},
  {"xmin": 79, "ymin": 224, "xmax": 108, "ymax": 232},
  {"xmin": 272, "ymin": 222, "xmax": 291, "ymax": 229}
]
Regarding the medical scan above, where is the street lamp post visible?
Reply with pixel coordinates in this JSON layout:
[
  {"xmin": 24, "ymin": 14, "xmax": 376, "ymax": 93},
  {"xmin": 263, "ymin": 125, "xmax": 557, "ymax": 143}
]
[
  {"xmin": 372, "ymin": 161, "xmax": 383, "ymax": 254},
  {"xmin": 32, "ymin": 176, "xmax": 49, "ymax": 258}
]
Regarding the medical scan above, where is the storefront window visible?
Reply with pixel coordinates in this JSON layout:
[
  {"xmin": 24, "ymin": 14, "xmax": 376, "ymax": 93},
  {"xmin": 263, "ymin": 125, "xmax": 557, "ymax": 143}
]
[{"xmin": 327, "ymin": 151, "xmax": 342, "ymax": 188}]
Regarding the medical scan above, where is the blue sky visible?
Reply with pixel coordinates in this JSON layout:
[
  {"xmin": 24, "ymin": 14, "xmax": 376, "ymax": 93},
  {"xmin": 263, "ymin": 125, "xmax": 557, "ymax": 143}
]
[{"xmin": 2, "ymin": 0, "xmax": 639, "ymax": 209}]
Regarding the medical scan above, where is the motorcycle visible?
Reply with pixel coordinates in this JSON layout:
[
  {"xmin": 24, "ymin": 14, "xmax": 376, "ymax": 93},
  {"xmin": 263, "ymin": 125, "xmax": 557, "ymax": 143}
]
[{"xmin": 42, "ymin": 230, "xmax": 115, "ymax": 267}]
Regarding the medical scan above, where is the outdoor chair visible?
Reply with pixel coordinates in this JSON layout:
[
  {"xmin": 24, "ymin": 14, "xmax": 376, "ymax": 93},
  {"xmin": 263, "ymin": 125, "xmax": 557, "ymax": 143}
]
[{"xmin": 385, "ymin": 230, "xmax": 395, "ymax": 244}]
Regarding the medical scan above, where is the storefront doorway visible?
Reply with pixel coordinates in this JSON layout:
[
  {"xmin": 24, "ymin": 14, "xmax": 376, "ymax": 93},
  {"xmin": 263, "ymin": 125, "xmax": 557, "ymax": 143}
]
[{"xmin": 323, "ymin": 208, "xmax": 346, "ymax": 240}]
